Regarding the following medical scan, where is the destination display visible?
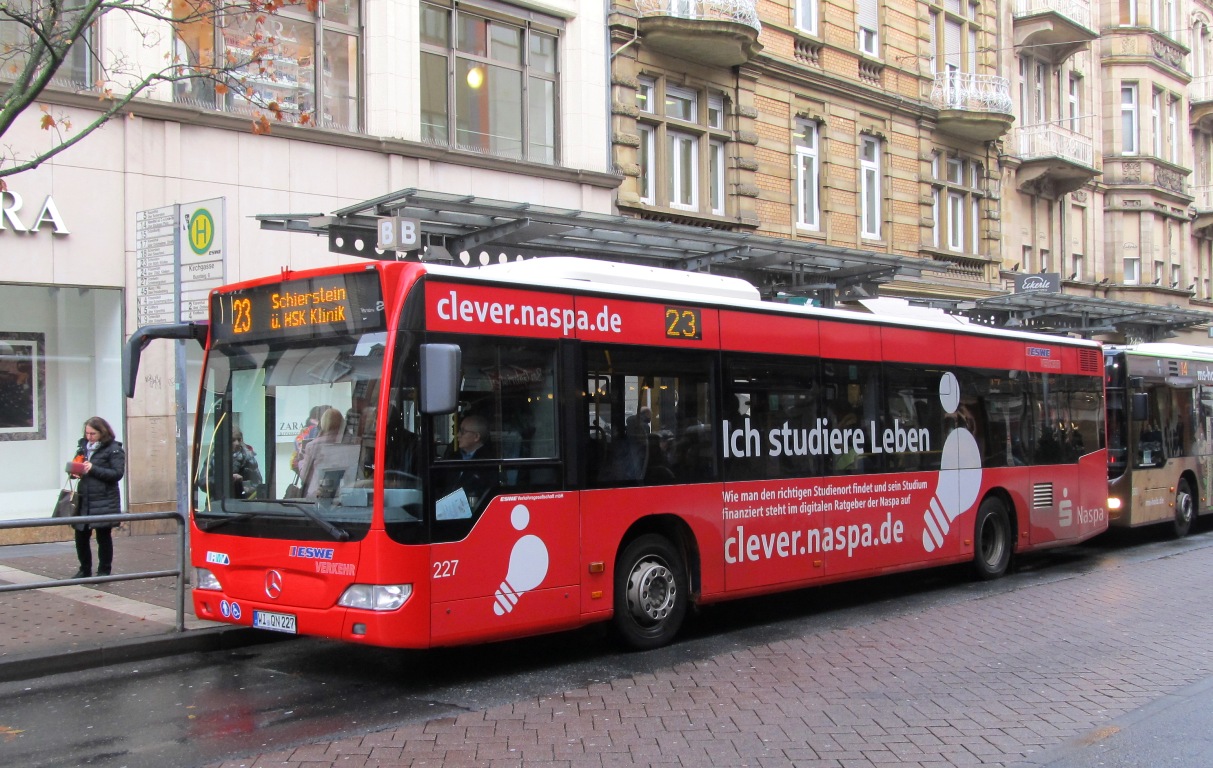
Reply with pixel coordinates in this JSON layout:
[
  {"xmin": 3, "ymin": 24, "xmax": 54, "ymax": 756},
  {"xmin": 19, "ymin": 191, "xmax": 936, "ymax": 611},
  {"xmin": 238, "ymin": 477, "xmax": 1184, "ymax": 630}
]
[{"xmin": 210, "ymin": 271, "xmax": 386, "ymax": 344}]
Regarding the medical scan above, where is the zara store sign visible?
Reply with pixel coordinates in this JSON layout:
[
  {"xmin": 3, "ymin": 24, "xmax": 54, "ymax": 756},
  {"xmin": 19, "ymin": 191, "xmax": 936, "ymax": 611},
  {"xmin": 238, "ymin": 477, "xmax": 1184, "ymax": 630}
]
[{"xmin": 0, "ymin": 190, "xmax": 70, "ymax": 235}]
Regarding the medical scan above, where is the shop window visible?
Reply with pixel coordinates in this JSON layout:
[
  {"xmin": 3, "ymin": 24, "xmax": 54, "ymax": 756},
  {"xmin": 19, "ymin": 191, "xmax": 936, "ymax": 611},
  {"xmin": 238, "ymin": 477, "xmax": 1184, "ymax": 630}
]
[
  {"xmin": 0, "ymin": 0, "xmax": 98, "ymax": 89},
  {"xmin": 172, "ymin": 0, "xmax": 362, "ymax": 131}
]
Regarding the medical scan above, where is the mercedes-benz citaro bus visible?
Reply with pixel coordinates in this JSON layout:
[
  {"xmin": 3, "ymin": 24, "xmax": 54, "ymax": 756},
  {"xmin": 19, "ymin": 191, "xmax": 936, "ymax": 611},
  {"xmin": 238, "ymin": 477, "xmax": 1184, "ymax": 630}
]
[{"xmin": 125, "ymin": 257, "xmax": 1109, "ymax": 650}]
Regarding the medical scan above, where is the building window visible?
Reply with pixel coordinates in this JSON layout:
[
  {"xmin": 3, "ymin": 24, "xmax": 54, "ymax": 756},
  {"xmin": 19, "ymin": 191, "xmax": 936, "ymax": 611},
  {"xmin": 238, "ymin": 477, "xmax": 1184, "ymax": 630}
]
[
  {"xmin": 1122, "ymin": 84, "xmax": 1139, "ymax": 155},
  {"xmin": 930, "ymin": 152, "xmax": 984, "ymax": 255},
  {"xmin": 1124, "ymin": 255, "xmax": 1141, "ymax": 284},
  {"xmin": 860, "ymin": 136, "xmax": 882, "ymax": 240},
  {"xmin": 1, "ymin": 0, "xmax": 98, "ymax": 89},
  {"xmin": 1153, "ymin": 0, "xmax": 1176, "ymax": 38},
  {"xmin": 1151, "ymin": 89, "xmax": 1164, "ymax": 157},
  {"xmin": 1121, "ymin": 0, "xmax": 1138, "ymax": 25},
  {"xmin": 669, "ymin": 132, "xmax": 698, "ymax": 209},
  {"xmin": 1168, "ymin": 96, "xmax": 1180, "ymax": 164},
  {"xmin": 634, "ymin": 76, "xmax": 732, "ymax": 216},
  {"xmin": 858, "ymin": 0, "xmax": 879, "ymax": 56},
  {"xmin": 796, "ymin": 0, "xmax": 818, "ymax": 35},
  {"xmin": 708, "ymin": 95, "xmax": 724, "ymax": 129},
  {"xmin": 173, "ymin": 1, "xmax": 362, "ymax": 131},
  {"xmin": 420, "ymin": 2, "xmax": 559, "ymax": 163},
  {"xmin": 928, "ymin": 0, "xmax": 984, "ymax": 101},
  {"xmin": 709, "ymin": 140, "xmax": 725, "ymax": 215},
  {"xmin": 665, "ymin": 86, "xmax": 696, "ymax": 122},
  {"xmin": 1068, "ymin": 74, "xmax": 1082, "ymax": 132},
  {"xmin": 1070, "ymin": 202, "xmax": 1087, "ymax": 280},
  {"xmin": 637, "ymin": 77, "xmax": 655, "ymax": 114},
  {"xmin": 795, "ymin": 120, "xmax": 820, "ymax": 230},
  {"xmin": 638, "ymin": 125, "xmax": 655, "ymax": 204}
]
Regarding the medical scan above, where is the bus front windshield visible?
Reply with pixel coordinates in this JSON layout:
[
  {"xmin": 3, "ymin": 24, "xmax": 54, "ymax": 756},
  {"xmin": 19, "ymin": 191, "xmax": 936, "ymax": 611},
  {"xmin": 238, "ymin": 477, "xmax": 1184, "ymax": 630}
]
[{"xmin": 194, "ymin": 330, "xmax": 417, "ymax": 541}]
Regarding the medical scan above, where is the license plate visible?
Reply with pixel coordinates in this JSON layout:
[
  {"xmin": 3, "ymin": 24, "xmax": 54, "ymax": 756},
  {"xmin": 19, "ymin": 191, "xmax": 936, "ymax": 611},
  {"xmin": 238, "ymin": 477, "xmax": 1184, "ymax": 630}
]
[{"xmin": 252, "ymin": 610, "xmax": 297, "ymax": 634}]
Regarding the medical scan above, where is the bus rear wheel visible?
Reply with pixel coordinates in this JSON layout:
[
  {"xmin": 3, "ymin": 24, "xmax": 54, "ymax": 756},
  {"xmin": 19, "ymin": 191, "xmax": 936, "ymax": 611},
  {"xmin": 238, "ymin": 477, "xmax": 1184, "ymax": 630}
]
[
  {"xmin": 1173, "ymin": 480, "xmax": 1195, "ymax": 538},
  {"xmin": 613, "ymin": 534, "xmax": 687, "ymax": 650},
  {"xmin": 973, "ymin": 497, "xmax": 1011, "ymax": 581}
]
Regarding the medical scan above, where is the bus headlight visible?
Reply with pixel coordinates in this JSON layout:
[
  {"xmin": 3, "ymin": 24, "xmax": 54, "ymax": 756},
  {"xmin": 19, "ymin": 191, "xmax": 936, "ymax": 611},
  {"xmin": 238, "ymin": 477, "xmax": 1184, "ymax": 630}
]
[
  {"xmin": 337, "ymin": 584, "xmax": 413, "ymax": 611},
  {"xmin": 195, "ymin": 568, "xmax": 222, "ymax": 591},
  {"xmin": 1107, "ymin": 497, "xmax": 1123, "ymax": 511}
]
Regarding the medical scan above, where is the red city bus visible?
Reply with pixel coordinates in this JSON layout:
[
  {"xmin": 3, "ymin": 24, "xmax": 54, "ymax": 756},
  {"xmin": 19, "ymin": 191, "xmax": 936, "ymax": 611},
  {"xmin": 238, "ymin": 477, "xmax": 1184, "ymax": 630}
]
[{"xmin": 126, "ymin": 257, "xmax": 1109, "ymax": 649}]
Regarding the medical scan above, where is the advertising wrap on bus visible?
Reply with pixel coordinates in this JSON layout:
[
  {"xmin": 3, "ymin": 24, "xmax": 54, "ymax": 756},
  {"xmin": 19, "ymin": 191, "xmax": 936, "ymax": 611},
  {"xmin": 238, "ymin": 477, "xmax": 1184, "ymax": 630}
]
[{"xmin": 126, "ymin": 258, "xmax": 1110, "ymax": 651}]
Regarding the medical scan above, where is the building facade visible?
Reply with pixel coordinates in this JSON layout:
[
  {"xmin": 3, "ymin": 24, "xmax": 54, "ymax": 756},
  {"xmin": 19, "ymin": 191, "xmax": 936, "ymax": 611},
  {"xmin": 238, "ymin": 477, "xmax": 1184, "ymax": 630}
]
[
  {"xmin": 0, "ymin": 0, "xmax": 616, "ymax": 523},
  {"xmin": 5, "ymin": 0, "xmax": 1213, "ymax": 523}
]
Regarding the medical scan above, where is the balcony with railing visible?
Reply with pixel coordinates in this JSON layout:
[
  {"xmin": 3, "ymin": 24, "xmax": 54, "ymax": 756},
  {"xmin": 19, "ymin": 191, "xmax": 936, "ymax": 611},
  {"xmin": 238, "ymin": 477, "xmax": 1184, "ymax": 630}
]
[
  {"xmin": 1012, "ymin": 0, "xmax": 1097, "ymax": 64},
  {"xmin": 930, "ymin": 72, "xmax": 1015, "ymax": 141},
  {"xmin": 1009, "ymin": 123, "xmax": 1099, "ymax": 196},
  {"xmin": 634, "ymin": 0, "xmax": 762, "ymax": 67}
]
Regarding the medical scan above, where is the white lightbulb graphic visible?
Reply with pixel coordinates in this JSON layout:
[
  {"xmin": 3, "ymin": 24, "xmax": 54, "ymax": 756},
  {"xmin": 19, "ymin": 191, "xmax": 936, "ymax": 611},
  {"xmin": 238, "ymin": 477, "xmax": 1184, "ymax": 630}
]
[
  {"xmin": 922, "ymin": 372, "xmax": 984, "ymax": 553},
  {"xmin": 493, "ymin": 504, "xmax": 550, "ymax": 616}
]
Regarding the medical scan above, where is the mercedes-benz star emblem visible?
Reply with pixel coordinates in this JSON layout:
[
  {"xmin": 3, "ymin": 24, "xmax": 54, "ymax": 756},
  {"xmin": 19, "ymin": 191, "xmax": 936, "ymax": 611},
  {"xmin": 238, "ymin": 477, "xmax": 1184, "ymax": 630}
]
[{"xmin": 265, "ymin": 569, "xmax": 283, "ymax": 599}]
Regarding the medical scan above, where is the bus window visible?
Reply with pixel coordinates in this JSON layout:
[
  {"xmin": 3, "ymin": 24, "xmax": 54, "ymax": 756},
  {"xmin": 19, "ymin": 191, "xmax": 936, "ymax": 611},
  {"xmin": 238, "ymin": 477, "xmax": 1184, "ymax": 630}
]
[
  {"xmin": 193, "ymin": 332, "xmax": 388, "ymax": 541},
  {"xmin": 722, "ymin": 354, "xmax": 822, "ymax": 481},
  {"xmin": 583, "ymin": 345, "xmax": 714, "ymax": 487},
  {"xmin": 426, "ymin": 337, "xmax": 560, "ymax": 542},
  {"xmin": 820, "ymin": 360, "xmax": 882, "ymax": 475},
  {"xmin": 1134, "ymin": 387, "xmax": 1167, "ymax": 468}
]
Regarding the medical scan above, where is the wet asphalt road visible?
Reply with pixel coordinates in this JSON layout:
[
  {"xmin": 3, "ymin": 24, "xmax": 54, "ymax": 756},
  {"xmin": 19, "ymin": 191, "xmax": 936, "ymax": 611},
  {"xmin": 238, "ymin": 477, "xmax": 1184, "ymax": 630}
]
[{"xmin": 0, "ymin": 524, "xmax": 1207, "ymax": 768}]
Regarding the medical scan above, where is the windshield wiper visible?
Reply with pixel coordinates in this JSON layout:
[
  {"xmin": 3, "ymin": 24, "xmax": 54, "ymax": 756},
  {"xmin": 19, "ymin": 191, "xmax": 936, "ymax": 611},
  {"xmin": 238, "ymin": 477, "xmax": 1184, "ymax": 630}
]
[
  {"xmin": 295, "ymin": 500, "xmax": 351, "ymax": 541},
  {"xmin": 196, "ymin": 511, "xmax": 258, "ymax": 531},
  {"xmin": 197, "ymin": 498, "xmax": 349, "ymax": 540}
]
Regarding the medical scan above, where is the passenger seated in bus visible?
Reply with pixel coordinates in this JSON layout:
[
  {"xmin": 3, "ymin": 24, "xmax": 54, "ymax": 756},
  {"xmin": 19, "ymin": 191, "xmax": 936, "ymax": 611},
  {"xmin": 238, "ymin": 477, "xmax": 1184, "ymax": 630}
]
[
  {"xmin": 297, "ymin": 408, "xmax": 350, "ymax": 492},
  {"xmin": 437, "ymin": 413, "xmax": 497, "ymax": 513},
  {"xmin": 443, "ymin": 413, "xmax": 495, "ymax": 461},
  {"xmin": 625, "ymin": 406, "xmax": 652, "ymax": 435},
  {"xmin": 1138, "ymin": 422, "xmax": 1164, "ymax": 466}
]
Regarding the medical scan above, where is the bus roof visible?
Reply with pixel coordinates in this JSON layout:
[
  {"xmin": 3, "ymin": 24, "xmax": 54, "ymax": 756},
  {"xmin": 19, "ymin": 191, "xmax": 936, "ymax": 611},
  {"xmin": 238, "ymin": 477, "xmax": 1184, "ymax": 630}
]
[
  {"xmin": 1109, "ymin": 342, "xmax": 1213, "ymax": 362},
  {"xmin": 424, "ymin": 257, "xmax": 1102, "ymax": 349}
]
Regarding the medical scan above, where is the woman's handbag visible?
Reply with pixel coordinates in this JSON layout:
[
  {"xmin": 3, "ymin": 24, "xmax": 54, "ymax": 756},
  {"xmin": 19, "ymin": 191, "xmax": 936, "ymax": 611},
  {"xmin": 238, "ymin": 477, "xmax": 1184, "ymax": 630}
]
[
  {"xmin": 52, "ymin": 478, "xmax": 80, "ymax": 518},
  {"xmin": 284, "ymin": 473, "xmax": 303, "ymax": 499}
]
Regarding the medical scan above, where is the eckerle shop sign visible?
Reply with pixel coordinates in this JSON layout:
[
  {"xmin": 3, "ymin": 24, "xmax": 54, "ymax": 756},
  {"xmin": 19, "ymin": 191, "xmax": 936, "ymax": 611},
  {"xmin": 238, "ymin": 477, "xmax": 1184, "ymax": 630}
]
[
  {"xmin": 0, "ymin": 191, "xmax": 70, "ymax": 235},
  {"xmin": 1014, "ymin": 273, "xmax": 1061, "ymax": 294}
]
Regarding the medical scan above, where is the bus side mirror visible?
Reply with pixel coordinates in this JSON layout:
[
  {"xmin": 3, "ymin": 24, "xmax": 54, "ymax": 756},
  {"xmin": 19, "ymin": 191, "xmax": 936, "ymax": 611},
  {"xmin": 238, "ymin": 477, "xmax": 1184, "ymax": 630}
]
[
  {"xmin": 1131, "ymin": 392, "xmax": 1149, "ymax": 421},
  {"xmin": 420, "ymin": 344, "xmax": 461, "ymax": 414}
]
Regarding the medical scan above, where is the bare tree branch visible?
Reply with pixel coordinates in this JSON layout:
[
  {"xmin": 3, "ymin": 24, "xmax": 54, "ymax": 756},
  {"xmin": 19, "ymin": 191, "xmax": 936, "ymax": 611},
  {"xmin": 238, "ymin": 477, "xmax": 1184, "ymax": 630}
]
[{"xmin": 0, "ymin": 0, "xmax": 312, "ymax": 185}]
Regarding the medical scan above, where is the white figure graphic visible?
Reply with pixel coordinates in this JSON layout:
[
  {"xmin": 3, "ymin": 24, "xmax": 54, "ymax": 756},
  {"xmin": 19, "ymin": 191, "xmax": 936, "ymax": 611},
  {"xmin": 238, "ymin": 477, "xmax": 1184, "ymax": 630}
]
[
  {"xmin": 922, "ymin": 372, "xmax": 984, "ymax": 552},
  {"xmin": 493, "ymin": 504, "xmax": 550, "ymax": 616}
]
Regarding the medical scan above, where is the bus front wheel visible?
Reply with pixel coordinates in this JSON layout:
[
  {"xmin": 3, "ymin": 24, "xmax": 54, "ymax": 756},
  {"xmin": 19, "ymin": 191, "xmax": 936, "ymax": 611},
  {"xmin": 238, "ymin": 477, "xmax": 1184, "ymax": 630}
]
[
  {"xmin": 613, "ymin": 534, "xmax": 688, "ymax": 650},
  {"xmin": 1173, "ymin": 480, "xmax": 1195, "ymax": 538},
  {"xmin": 973, "ymin": 497, "xmax": 1011, "ymax": 581}
]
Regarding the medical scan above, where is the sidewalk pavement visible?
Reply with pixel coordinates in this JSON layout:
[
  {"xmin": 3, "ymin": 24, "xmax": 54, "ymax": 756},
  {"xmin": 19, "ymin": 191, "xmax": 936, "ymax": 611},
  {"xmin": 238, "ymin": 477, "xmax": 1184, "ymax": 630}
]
[{"xmin": 0, "ymin": 532, "xmax": 273, "ymax": 682}]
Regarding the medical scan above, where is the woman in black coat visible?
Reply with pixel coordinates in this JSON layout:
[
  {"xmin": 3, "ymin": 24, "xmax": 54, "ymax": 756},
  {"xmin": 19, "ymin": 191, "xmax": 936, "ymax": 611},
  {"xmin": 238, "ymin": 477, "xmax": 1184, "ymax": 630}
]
[{"xmin": 69, "ymin": 416, "xmax": 125, "ymax": 578}]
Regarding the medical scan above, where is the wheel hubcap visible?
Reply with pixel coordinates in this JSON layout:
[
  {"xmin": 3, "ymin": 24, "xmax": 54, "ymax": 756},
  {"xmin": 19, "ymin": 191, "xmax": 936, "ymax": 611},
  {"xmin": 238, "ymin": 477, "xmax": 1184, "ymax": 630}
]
[
  {"xmin": 627, "ymin": 558, "xmax": 676, "ymax": 624},
  {"xmin": 1178, "ymin": 492, "xmax": 1193, "ymax": 524}
]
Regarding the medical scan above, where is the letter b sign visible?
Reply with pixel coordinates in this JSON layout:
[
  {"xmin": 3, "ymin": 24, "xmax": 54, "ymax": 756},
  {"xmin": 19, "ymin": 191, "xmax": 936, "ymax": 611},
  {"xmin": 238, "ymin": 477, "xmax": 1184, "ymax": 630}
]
[{"xmin": 377, "ymin": 216, "xmax": 420, "ymax": 250}]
